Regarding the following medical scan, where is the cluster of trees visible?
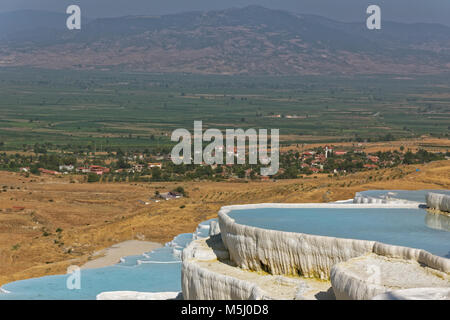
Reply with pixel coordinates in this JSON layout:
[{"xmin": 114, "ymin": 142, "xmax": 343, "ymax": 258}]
[
  {"xmin": 0, "ymin": 141, "xmax": 174, "ymax": 158},
  {"xmin": 0, "ymin": 152, "xmax": 78, "ymax": 173},
  {"xmin": 402, "ymin": 149, "xmax": 445, "ymax": 164}
]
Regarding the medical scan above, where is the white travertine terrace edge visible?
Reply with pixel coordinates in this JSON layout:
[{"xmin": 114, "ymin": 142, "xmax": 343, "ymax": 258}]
[
  {"xmin": 182, "ymin": 260, "xmax": 269, "ymax": 300},
  {"xmin": 427, "ymin": 192, "xmax": 450, "ymax": 213},
  {"xmin": 181, "ymin": 238, "xmax": 269, "ymax": 300},
  {"xmin": 330, "ymin": 252, "xmax": 449, "ymax": 300}
]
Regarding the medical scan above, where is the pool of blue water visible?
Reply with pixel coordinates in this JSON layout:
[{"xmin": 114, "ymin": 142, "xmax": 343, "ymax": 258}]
[{"xmin": 228, "ymin": 207, "xmax": 450, "ymax": 258}]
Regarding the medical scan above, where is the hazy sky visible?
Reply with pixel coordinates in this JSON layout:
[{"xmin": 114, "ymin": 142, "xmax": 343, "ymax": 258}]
[{"xmin": 1, "ymin": 0, "xmax": 449, "ymax": 26}]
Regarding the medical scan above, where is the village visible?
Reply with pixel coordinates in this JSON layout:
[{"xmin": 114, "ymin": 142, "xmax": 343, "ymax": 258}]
[{"xmin": 0, "ymin": 142, "xmax": 446, "ymax": 183}]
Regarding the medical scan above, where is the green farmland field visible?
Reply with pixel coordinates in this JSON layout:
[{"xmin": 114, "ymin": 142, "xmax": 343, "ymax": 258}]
[{"xmin": 0, "ymin": 67, "xmax": 449, "ymax": 151}]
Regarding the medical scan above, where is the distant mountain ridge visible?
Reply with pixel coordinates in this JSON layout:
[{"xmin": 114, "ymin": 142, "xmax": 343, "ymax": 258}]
[{"xmin": 0, "ymin": 6, "xmax": 449, "ymax": 75}]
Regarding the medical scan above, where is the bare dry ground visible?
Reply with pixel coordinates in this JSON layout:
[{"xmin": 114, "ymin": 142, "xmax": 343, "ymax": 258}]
[{"xmin": 0, "ymin": 159, "xmax": 449, "ymax": 286}]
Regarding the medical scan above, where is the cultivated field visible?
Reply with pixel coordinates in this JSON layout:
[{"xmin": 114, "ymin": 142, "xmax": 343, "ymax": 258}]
[{"xmin": 0, "ymin": 69, "xmax": 449, "ymax": 150}]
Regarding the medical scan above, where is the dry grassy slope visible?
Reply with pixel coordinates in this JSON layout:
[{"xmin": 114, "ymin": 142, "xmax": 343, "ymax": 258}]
[{"xmin": 0, "ymin": 160, "xmax": 449, "ymax": 286}]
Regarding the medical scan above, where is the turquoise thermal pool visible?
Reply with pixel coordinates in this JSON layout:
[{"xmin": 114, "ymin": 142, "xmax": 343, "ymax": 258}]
[{"xmin": 228, "ymin": 207, "xmax": 450, "ymax": 258}]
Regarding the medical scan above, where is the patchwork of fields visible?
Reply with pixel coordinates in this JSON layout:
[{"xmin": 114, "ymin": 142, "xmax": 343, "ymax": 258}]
[{"xmin": 0, "ymin": 68, "xmax": 449, "ymax": 150}]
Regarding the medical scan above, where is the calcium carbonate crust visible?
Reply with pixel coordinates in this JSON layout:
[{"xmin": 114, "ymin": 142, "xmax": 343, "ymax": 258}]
[
  {"xmin": 353, "ymin": 193, "xmax": 418, "ymax": 204},
  {"xmin": 330, "ymin": 249, "xmax": 449, "ymax": 300},
  {"xmin": 181, "ymin": 238, "xmax": 270, "ymax": 300},
  {"xmin": 427, "ymin": 192, "xmax": 450, "ymax": 213}
]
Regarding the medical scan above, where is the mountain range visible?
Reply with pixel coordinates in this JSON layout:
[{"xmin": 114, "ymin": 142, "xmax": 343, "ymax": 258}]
[{"xmin": 0, "ymin": 6, "xmax": 449, "ymax": 75}]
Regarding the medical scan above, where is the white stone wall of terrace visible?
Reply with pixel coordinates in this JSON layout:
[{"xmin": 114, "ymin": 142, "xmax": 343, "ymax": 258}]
[
  {"xmin": 209, "ymin": 220, "xmax": 221, "ymax": 237},
  {"xmin": 372, "ymin": 242, "xmax": 449, "ymax": 273},
  {"xmin": 330, "ymin": 250, "xmax": 449, "ymax": 300},
  {"xmin": 427, "ymin": 192, "xmax": 450, "ymax": 213},
  {"xmin": 218, "ymin": 203, "xmax": 448, "ymax": 281},
  {"xmin": 181, "ymin": 238, "xmax": 269, "ymax": 300},
  {"xmin": 353, "ymin": 193, "xmax": 416, "ymax": 204},
  {"xmin": 182, "ymin": 261, "xmax": 268, "ymax": 300}
]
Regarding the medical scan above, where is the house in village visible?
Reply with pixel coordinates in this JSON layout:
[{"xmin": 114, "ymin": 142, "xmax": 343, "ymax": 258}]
[
  {"xmin": 89, "ymin": 165, "xmax": 110, "ymax": 175},
  {"xmin": 77, "ymin": 165, "xmax": 109, "ymax": 175},
  {"xmin": 148, "ymin": 163, "xmax": 162, "ymax": 169},
  {"xmin": 76, "ymin": 167, "xmax": 91, "ymax": 174},
  {"xmin": 367, "ymin": 155, "xmax": 380, "ymax": 163},
  {"xmin": 59, "ymin": 165, "xmax": 75, "ymax": 172},
  {"xmin": 39, "ymin": 168, "xmax": 61, "ymax": 175},
  {"xmin": 157, "ymin": 191, "xmax": 183, "ymax": 201},
  {"xmin": 131, "ymin": 164, "xmax": 145, "ymax": 173}
]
